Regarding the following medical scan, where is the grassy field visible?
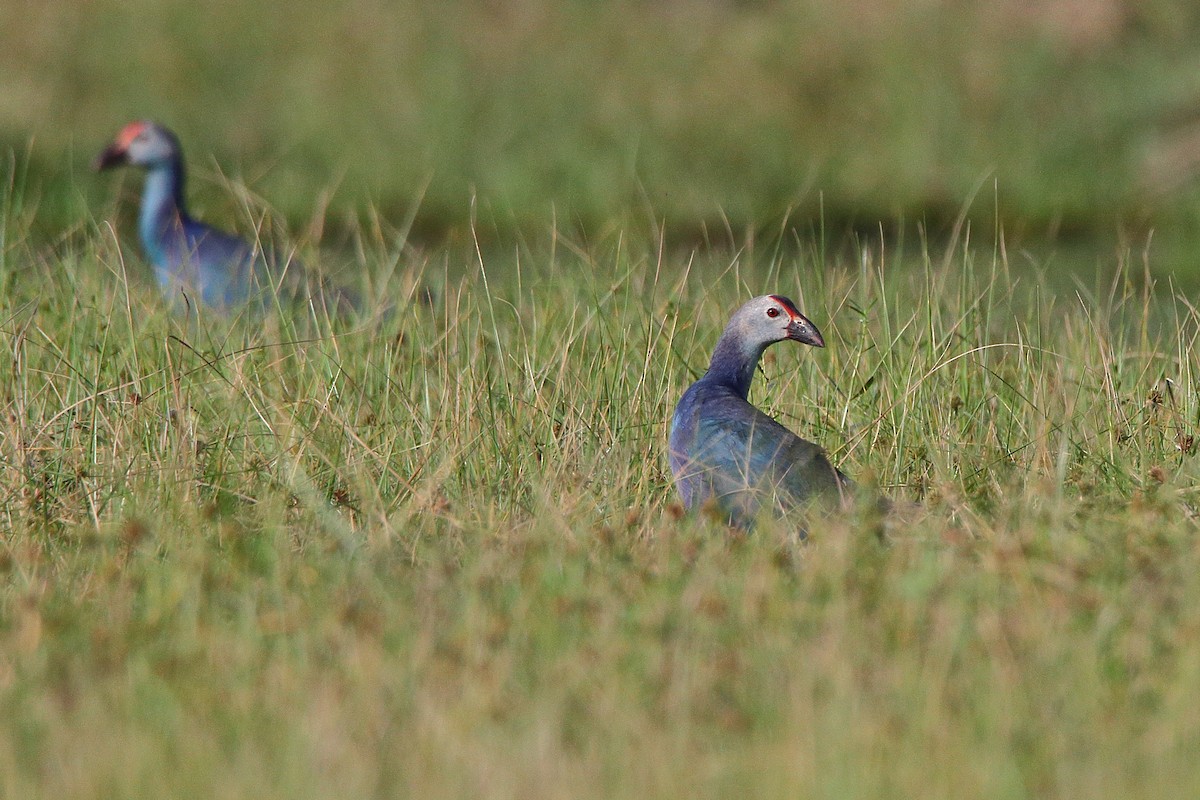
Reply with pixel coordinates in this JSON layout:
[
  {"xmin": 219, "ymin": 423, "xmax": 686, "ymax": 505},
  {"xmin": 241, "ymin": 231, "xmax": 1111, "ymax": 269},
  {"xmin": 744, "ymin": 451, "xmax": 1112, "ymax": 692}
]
[
  {"xmin": 5, "ymin": 0, "xmax": 1200, "ymax": 796},
  {"xmin": 3, "ymin": 207, "xmax": 1200, "ymax": 796},
  {"xmin": 8, "ymin": 0, "xmax": 1200, "ymax": 246}
]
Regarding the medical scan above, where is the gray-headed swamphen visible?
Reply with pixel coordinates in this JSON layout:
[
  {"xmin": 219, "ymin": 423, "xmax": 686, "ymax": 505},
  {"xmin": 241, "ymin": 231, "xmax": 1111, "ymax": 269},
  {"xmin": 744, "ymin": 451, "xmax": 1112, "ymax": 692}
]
[
  {"xmin": 669, "ymin": 294, "xmax": 857, "ymax": 528},
  {"xmin": 94, "ymin": 120, "xmax": 354, "ymax": 313}
]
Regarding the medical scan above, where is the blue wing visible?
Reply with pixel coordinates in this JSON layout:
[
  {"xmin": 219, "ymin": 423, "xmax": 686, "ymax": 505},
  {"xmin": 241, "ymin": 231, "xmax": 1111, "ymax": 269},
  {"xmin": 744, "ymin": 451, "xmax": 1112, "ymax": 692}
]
[
  {"xmin": 153, "ymin": 219, "xmax": 261, "ymax": 308},
  {"xmin": 671, "ymin": 386, "xmax": 851, "ymax": 527},
  {"xmin": 157, "ymin": 220, "xmax": 359, "ymax": 314}
]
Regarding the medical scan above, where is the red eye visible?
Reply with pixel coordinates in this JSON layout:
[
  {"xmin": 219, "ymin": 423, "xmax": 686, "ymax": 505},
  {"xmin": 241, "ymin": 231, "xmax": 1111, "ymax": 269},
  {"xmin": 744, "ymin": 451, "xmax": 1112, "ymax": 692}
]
[{"xmin": 766, "ymin": 307, "xmax": 780, "ymax": 318}]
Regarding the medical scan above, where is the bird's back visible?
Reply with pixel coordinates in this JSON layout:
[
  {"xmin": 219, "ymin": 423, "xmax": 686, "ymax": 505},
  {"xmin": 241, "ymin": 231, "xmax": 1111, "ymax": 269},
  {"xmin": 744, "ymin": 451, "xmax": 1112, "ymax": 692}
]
[
  {"xmin": 155, "ymin": 216, "xmax": 330, "ymax": 311},
  {"xmin": 670, "ymin": 380, "xmax": 851, "ymax": 526},
  {"xmin": 146, "ymin": 215, "xmax": 257, "ymax": 308}
]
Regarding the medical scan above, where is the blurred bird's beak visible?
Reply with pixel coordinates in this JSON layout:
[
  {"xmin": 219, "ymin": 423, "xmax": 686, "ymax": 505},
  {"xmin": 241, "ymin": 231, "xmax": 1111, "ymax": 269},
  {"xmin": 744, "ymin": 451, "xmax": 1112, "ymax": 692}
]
[
  {"xmin": 92, "ymin": 143, "xmax": 128, "ymax": 171},
  {"xmin": 787, "ymin": 315, "xmax": 825, "ymax": 348}
]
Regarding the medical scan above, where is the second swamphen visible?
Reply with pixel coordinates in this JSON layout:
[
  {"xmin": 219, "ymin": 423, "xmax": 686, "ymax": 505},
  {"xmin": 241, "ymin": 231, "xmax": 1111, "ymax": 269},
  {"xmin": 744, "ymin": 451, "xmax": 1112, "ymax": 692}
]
[
  {"xmin": 669, "ymin": 294, "xmax": 855, "ymax": 528},
  {"xmin": 94, "ymin": 121, "xmax": 264, "ymax": 308},
  {"xmin": 95, "ymin": 120, "xmax": 353, "ymax": 313}
]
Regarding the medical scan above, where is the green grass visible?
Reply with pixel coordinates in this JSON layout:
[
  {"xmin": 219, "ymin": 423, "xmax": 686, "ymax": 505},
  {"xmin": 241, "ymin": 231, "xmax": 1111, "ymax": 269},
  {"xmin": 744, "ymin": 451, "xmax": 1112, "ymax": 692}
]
[
  {"xmin": 6, "ymin": 1, "xmax": 1200, "ymax": 793},
  {"xmin": 3, "ymin": 203, "xmax": 1200, "ymax": 797},
  {"xmin": 9, "ymin": 0, "xmax": 1200, "ymax": 246}
]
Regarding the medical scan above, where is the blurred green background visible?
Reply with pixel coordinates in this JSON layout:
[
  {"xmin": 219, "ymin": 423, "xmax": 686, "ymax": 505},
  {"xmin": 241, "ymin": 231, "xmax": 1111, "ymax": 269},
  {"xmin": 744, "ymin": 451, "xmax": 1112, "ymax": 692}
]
[{"xmin": 6, "ymin": 0, "xmax": 1200, "ymax": 261}]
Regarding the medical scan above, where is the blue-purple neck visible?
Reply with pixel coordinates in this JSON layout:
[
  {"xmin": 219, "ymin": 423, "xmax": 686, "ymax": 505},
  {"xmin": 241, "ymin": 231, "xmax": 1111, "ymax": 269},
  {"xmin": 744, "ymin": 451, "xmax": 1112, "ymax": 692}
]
[
  {"xmin": 138, "ymin": 158, "xmax": 188, "ymax": 266},
  {"xmin": 704, "ymin": 330, "xmax": 766, "ymax": 400}
]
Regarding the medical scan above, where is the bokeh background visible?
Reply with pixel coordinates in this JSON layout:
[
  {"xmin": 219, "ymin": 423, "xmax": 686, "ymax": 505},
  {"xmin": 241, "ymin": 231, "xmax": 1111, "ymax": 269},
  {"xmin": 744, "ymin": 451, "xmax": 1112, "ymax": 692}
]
[{"xmin": 6, "ymin": 0, "xmax": 1200, "ymax": 265}]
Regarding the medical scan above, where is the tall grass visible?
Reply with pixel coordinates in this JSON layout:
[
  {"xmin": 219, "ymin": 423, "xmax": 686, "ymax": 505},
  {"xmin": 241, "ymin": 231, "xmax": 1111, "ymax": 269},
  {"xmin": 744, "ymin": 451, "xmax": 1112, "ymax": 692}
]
[{"xmin": 2, "ymin": 200, "xmax": 1200, "ymax": 796}]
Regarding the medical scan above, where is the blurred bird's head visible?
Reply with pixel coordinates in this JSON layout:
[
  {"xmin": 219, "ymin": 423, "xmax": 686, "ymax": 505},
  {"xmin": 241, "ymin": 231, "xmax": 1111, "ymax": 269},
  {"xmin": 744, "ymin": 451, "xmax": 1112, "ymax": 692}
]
[
  {"xmin": 93, "ymin": 121, "xmax": 182, "ymax": 171},
  {"xmin": 733, "ymin": 294, "xmax": 825, "ymax": 349}
]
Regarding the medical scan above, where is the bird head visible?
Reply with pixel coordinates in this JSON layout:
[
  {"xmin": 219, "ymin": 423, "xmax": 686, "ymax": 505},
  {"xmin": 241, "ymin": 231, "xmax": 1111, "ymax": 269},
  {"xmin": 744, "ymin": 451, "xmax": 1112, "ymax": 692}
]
[
  {"xmin": 93, "ymin": 121, "xmax": 181, "ymax": 171},
  {"xmin": 741, "ymin": 294, "xmax": 825, "ymax": 348}
]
